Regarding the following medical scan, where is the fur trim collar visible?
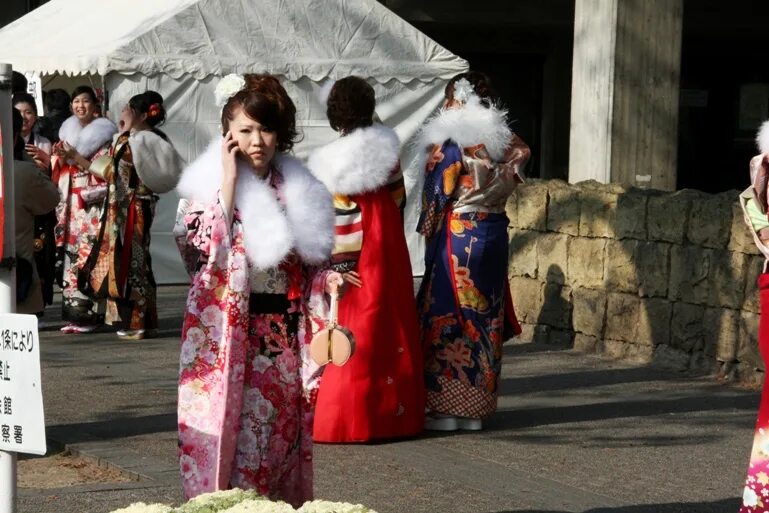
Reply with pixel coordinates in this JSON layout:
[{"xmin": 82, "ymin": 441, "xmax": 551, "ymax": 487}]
[
  {"xmin": 758, "ymin": 121, "xmax": 769, "ymax": 154},
  {"xmin": 176, "ymin": 138, "xmax": 334, "ymax": 269},
  {"xmin": 417, "ymin": 100, "xmax": 512, "ymax": 162},
  {"xmin": 307, "ymin": 124, "xmax": 400, "ymax": 195},
  {"xmin": 58, "ymin": 116, "xmax": 118, "ymax": 158}
]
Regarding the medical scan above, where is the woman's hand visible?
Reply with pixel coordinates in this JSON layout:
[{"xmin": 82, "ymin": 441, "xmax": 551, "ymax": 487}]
[
  {"xmin": 342, "ymin": 271, "xmax": 363, "ymax": 288},
  {"xmin": 222, "ymin": 131, "xmax": 239, "ymax": 182},
  {"xmin": 325, "ymin": 272, "xmax": 346, "ymax": 297},
  {"xmin": 26, "ymin": 144, "xmax": 50, "ymax": 170}
]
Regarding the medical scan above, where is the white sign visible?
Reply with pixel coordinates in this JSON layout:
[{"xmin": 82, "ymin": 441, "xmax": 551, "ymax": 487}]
[{"xmin": 0, "ymin": 314, "xmax": 45, "ymax": 455}]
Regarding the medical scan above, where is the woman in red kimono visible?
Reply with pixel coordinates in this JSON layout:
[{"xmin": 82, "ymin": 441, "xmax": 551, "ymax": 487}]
[
  {"xmin": 308, "ymin": 76, "xmax": 424, "ymax": 443},
  {"xmin": 738, "ymin": 122, "xmax": 769, "ymax": 512},
  {"xmin": 52, "ymin": 85, "xmax": 117, "ymax": 333},
  {"xmin": 174, "ymin": 73, "xmax": 340, "ymax": 506}
]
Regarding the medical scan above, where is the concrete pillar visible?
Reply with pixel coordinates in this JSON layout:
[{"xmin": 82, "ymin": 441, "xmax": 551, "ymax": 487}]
[{"xmin": 569, "ymin": 0, "xmax": 683, "ymax": 190}]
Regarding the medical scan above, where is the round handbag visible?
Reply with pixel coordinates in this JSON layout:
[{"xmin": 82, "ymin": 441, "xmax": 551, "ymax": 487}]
[{"xmin": 310, "ymin": 290, "xmax": 355, "ymax": 366}]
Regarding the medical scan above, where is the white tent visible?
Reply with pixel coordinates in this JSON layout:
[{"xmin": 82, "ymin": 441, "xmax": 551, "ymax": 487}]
[{"xmin": 0, "ymin": 0, "xmax": 468, "ymax": 282}]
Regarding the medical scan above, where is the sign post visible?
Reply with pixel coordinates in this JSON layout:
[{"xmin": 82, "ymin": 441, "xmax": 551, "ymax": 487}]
[{"xmin": 0, "ymin": 62, "xmax": 18, "ymax": 513}]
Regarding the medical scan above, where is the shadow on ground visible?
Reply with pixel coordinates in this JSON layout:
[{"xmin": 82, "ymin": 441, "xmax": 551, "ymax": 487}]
[{"xmin": 494, "ymin": 497, "xmax": 740, "ymax": 513}]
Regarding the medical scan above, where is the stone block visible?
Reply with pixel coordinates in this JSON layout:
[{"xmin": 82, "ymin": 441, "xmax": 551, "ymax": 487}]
[
  {"xmin": 568, "ymin": 238, "xmax": 606, "ymax": 289},
  {"xmin": 509, "ymin": 277, "xmax": 544, "ymax": 325},
  {"xmin": 647, "ymin": 190, "xmax": 694, "ymax": 244},
  {"xmin": 574, "ymin": 334, "xmax": 601, "ymax": 353},
  {"xmin": 533, "ymin": 324, "xmax": 550, "ymax": 345},
  {"xmin": 729, "ymin": 201, "xmax": 760, "ymax": 255},
  {"xmin": 537, "ymin": 233, "xmax": 570, "ymax": 284},
  {"xmin": 635, "ymin": 242, "xmax": 671, "ymax": 298},
  {"xmin": 508, "ymin": 229, "xmax": 539, "ymax": 279},
  {"xmin": 517, "ymin": 182, "xmax": 548, "ymax": 231},
  {"xmin": 546, "ymin": 182, "xmax": 580, "ymax": 236},
  {"xmin": 605, "ymin": 240, "xmax": 639, "ymax": 293},
  {"xmin": 517, "ymin": 323, "xmax": 536, "ymax": 342},
  {"xmin": 743, "ymin": 255, "xmax": 764, "ymax": 314},
  {"xmin": 572, "ymin": 288, "xmax": 607, "ymax": 338},
  {"xmin": 636, "ymin": 298, "xmax": 672, "ymax": 346},
  {"xmin": 703, "ymin": 307, "xmax": 739, "ymax": 362},
  {"xmin": 537, "ymin": 282, "xmax": 573, "ymax": 330},
  {"xmin": 706, "ymin": 250, "xmax": 747, "ymax": 309},
  {"xmin": 686, "ymin": 191, "xmax": 732, "ymax": 249},
  {"xmin": 670, "ymin": 303, "xmax": 705, "ymax": 352},
  {"xmin": 603, "ymin": 339, "xmax": 654, "ymax": 363},
  {"xmin": 738, "ymin": 311, "xmax": 762, "ymax": 371},
  {"xmin": 652, "ymin": 345, "xmax": 691, "ymax": 372},
  {"xmin": 548, "ymin": 329, "xmax": 574, "ymax": 347},
  {"xmin": 605, "ymin": 293, "xmax": 640, "ymax": 343},
  {"xmin": 669, "ymin": 246, "xmax": 711, "ymax": 305},
  {"xmin": 505, "ymin": 194, "xmax": 518, "ymax": 229},
  {"xmin": 616, "ymin": 189, "xmax": 648, "ymax": 240},
  {"xmin": 578, "ymin": 186, "xmax": 618, "ymax": 238}
]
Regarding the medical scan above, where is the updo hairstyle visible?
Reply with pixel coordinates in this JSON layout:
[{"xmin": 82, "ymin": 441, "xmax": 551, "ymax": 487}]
[
  {"xmin": 445, "ymin": 71, "xmax": 499, "ymax": 108},
  {"xmin": 129, "ymin": 90, "xmax": 166, "ymax": 128},
  {"xmin": 326, "ymin": 76, "xmax": 375, "ymax": 134},
  {"xmin": 71, "ymin": 85, "xmax": 98, "ymax": 104},
  {"xmin": 221, "ymin": 74, "xmax": 298, "ymax": 153}
]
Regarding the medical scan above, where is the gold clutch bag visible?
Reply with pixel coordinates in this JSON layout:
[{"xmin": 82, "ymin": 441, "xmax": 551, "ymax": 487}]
[
  {"xmin": 88, "ymin": 155, "xmax": 113, "ymax": 180},
  {"xmin": 310, "ymin": 290, "xmax": 355, "ymax": 366}
]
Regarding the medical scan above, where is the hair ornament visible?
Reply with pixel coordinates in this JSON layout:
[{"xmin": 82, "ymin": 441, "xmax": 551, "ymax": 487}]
[
  {"xmin": 452, "ymin": 78, "xmax": 479, "ymax": 105},
  {"xmin": 148, "ymin": 103, "xmax": 161, "ymax": 118},
  {"xmin": 215, "ymin": 74, "xmax": 247, "ymax": 108}
]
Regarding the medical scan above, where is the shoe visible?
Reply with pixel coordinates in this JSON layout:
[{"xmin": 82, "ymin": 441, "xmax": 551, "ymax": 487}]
[
  {"xmin": 457, "ymin": 417, "xmax": 483, "ymax": 431},
  {"xmin": 424, "ymin": 414, "xmax": 459, "ymax": 431},
  {"xmin": 60, "ymin": 324, "xmax": 78, "ymax": 334},
  {"xmin": 72, "ymin": 324, "xmax": 97, "ymax": 333},
  {"xmin": 117, "ymin": 329, "xmax": 145, "ymax": 340}
]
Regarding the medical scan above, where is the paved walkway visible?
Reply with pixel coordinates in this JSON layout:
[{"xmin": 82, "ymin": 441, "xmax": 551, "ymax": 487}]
[{"xmin": 18, "ymin": 286, "xmax": 756, "ymax": 513}]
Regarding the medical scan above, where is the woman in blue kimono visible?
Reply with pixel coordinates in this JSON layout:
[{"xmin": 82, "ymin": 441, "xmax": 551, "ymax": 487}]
[{"xmin": 416, "ymin": 71, "xmax": 530, "ymax": 431}]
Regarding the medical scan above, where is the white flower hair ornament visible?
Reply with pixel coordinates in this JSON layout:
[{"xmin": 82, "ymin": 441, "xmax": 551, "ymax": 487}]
[
  {"xmin": 214, "ymin": 73, "xmax": 246, "ymax": 109},
  {"xmin": 452, "ymin": 78, "xmax": 480, "ymax": 106}
]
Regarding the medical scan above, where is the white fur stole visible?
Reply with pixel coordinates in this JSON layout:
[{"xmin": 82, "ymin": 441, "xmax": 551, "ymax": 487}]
[
  {"xmin": 307, "ymin": 124, "xmax": 400, "ymax": 195},
  {"xmin": 58, "ymin": 116, "xmax": 118, "ymax": 158},
  {"xmin": 176, "ymin": 138, "xmax": 334, "ymax": 270},
  {"xmin": 417, "ymin": 98, "xmax": 512, "ymax": 162},
  {"xmin": 129, "ymin": 130, "xmax": 184, "ymax": 194},
  {"xmin": 758, "ymin": 121, "xmax": 769, "ymax": 154}
]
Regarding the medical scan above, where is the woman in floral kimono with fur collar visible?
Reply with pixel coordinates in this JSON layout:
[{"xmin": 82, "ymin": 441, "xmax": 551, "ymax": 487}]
[
  {"xmin": 174, "ymin": 73, "xmax": 340, "ymax": 506},
  {"xmin": 738, "ymin": 121, "xmax": 769, "ymax": 513},
  {"xmin": 416, "ymin": 72, "xmax": 530, "ymax": 432},
  {"xmin": 308, "ymin": 77, "xmax": 424, "ymax": 443},
  {"xmin": 52, "ymin": 85, "xmax": 118, "ymax": 333}
]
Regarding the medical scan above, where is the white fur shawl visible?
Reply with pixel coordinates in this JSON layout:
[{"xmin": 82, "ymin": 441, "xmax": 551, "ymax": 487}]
[
  {"xmin": 59, "ymin": 116, "xmax": 118, "ymax": 158},
  {"xmin": 129, "ymin": 130, "xmax": 184, "ymax": 194},
  {"xmin": 758, "ymin": 121, "xmax": 769, "ymax": 154},
  {"xmin": 307, "ymin": 124, "xmax": 400, "ymax": 195},
  {"xmin": 417, "ymin": 99, "xmax": 512, "ymax": 162},
  {"xmin": 176, "ymin": 138, "xmax": 334, "ymax": 269}
]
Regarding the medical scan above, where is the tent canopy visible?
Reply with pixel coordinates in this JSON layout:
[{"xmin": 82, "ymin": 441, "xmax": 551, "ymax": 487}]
[{"xmin": 0, "ymin": 0, "xmax": 466, "ymax": 82}]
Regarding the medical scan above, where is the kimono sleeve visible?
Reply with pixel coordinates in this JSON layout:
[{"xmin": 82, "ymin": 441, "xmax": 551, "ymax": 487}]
[
  {"xmin": 174, "ymin": 197, "xmax": 233, "ymax": 277},
  {"xmin": 416, "ymin": 141, "xmax": 463, "ymax": 238}
]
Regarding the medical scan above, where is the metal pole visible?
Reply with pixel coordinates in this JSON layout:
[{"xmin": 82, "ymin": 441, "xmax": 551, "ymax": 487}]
[{"xmin": 0, "ymin": 61, "xmax": 17, "ymax": 513}]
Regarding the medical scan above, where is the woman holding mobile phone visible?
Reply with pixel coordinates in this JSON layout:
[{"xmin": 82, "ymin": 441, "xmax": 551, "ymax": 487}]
[{"xmin": 13, "ymin": 92, "xmax": 52, "ymax": 171}]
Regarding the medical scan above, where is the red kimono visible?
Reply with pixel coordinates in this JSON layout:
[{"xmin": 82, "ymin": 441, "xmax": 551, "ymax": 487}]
[{"xmin": 308, "ymin": 124, "xmax": 425, "ymax": 442}]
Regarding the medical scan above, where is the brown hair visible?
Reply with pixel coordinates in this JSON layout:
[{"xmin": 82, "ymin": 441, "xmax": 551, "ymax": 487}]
[
  {"xmin": 326, "ymin": 76, "xmax": 375, "ymax": 134},
  {"xmin": 445, "ymin": 71, "xmax": 499, "ymax": 108},
  {"xmin": 221, "ymin": 74, "xmax": 298, "ymax": 152}
]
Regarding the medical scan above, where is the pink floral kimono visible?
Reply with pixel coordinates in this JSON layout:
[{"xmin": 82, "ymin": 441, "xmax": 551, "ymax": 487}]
[{"xmin": 174, "ymin": 140, "xmax": 334, "ymax": 507}]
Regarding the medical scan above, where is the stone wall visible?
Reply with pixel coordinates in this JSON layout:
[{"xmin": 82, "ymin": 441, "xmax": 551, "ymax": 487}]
[{"xmin": 506, "ymin": 180, "xmax": 764, "ymax": 384}]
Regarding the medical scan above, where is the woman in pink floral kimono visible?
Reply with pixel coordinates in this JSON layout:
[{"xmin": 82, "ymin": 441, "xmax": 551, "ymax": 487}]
[{"xmin": 174, "ymin": 73, "xmax": 339, "ymax": 507}]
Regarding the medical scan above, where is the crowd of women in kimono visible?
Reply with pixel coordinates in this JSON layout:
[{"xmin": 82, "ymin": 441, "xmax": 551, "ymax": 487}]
[
  {"xmin": 738, "ymin": 122, "xmax": 769, "ymax": 512},
  {"xmin": 51, "ymin": 87, "xmax": 182, "ymax": 339},
  {"xmin": 168, "ymin": 69, "xmax": 529, "ymax": 504}
]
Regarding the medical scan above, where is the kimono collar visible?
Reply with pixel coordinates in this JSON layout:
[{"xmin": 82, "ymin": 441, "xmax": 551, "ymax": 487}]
[
  {"xmin": 58, "ymin": 115, "xmax": 118, "ymax": 158},
  {"xmin": 417, "ymin": 99, "xmax": 512, "ymax": 162},
  {"xmin": 176, "ymin": 138, "xmax": 334, "ymax": 270},
  {"xmin": 307, "ymin": 123, "xmax": 400, "ymax": 196}
]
